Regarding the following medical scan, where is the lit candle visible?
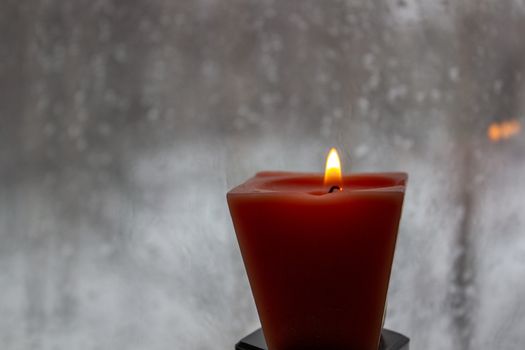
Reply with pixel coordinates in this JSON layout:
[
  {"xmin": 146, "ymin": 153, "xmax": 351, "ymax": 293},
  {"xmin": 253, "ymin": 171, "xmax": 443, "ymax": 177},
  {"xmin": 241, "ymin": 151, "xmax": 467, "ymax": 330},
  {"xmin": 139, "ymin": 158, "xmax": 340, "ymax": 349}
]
[{"xmin": 227, "ymin": 148, "xmax": 407, "ymax": 350}]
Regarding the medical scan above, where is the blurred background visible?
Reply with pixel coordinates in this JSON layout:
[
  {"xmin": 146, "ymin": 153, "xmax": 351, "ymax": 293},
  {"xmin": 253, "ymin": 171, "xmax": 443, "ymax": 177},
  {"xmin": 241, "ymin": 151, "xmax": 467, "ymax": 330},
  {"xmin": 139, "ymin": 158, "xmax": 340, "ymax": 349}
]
[{"xmin": 1, "ymin": 0, "xmax": 524, "ymax": 349}]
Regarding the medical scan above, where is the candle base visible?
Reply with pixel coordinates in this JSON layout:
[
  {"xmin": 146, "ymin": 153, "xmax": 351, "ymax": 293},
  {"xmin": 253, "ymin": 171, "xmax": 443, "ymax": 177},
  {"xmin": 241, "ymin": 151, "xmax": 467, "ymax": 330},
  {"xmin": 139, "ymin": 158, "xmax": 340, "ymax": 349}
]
[{"xmin": 235, "ymin": 328, "xmax": 409, "ymax": 350}]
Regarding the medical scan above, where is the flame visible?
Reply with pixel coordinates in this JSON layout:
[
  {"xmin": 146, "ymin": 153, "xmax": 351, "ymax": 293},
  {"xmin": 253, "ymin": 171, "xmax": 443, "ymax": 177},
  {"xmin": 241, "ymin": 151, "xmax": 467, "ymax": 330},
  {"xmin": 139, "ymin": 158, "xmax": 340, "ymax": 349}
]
[
  {"xmin": 324, "ymin": 148, "xmax": 343, "ymax": 190},
  {"xmin": 488, "ymin": 120, "xmax": 521, "ymax": 142}
]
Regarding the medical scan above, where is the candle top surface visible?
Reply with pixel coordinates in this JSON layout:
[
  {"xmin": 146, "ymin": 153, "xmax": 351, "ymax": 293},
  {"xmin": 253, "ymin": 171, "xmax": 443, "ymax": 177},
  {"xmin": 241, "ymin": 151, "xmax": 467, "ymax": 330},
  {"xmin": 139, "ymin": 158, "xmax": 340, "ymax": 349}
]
[{"xmin": 228, "ymin": 172, "xmax": 407, "ymax": 197}]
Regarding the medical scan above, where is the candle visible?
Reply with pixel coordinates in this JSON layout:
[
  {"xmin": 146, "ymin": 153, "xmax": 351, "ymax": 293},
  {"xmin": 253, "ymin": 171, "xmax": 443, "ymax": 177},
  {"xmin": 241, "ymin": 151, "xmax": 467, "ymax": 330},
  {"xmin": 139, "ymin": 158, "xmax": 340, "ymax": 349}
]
[{"xmin": 227, "ymin": 149, "xmax": 407, "ymax": 350}]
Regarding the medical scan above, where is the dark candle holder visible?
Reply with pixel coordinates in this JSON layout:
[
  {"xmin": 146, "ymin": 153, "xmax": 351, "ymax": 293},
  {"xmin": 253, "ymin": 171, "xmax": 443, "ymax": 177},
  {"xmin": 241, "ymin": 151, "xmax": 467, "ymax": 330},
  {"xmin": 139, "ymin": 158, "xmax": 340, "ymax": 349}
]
[{"xmin": 235, "ymin": 328, "xmax": 409, "ymax": 350}]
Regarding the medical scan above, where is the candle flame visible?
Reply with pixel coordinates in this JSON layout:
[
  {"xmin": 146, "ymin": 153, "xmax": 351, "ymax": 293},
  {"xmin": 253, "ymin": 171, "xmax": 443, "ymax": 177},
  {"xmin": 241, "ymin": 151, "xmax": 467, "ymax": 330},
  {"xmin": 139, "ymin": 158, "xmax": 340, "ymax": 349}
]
[
  {"xmin": 324, "ymin": 148, "xmax": 343, "ymax": 190},
  {"xmin": 487, "ymin": 119, "xmax": 521, "ymax": 142}
]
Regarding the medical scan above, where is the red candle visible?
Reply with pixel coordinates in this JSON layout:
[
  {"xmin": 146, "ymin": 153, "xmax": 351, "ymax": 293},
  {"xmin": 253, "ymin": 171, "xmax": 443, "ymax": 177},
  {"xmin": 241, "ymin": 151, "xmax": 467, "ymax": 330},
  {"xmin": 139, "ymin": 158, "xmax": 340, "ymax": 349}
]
[{"xmin": 227, "ymin": 149, "xmax": 407, "ymax": 350}]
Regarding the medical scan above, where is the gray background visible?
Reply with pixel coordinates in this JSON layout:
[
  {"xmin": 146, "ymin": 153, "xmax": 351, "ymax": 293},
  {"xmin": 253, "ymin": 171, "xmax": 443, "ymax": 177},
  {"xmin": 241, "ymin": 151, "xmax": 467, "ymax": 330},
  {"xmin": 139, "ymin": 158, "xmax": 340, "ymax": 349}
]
[{"xmin": 1, "ymin": 0, "xmax": 525, "ymax": 349}]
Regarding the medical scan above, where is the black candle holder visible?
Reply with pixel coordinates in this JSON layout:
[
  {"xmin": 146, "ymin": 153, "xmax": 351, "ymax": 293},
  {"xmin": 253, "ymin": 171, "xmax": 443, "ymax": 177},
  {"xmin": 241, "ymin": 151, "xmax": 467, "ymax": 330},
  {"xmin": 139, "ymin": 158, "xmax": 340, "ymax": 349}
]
[{"xmin": 235, "ymin": 328, "xmax": 409, "ymax": 350}]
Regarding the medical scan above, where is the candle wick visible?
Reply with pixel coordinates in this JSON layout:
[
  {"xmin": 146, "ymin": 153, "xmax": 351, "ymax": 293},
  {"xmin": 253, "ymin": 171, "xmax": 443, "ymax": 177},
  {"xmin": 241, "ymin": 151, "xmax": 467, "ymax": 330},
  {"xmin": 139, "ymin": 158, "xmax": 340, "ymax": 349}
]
[{"xmin": 328, "ymin": 185, "xmax": 341, "ymax": 193}]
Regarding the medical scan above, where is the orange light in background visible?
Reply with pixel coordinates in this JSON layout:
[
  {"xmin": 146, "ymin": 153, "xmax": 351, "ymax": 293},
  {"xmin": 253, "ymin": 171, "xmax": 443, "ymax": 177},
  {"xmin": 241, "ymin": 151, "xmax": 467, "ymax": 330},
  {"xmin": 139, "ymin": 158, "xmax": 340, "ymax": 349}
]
[
  {"xmin": 324, "ymin": 148, "xmax": 343, "ymax": 190},
  {"xmin": 488, "ymin": 120, "xmax": 521, "ymax": 142}
]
